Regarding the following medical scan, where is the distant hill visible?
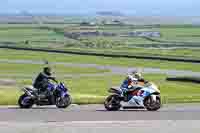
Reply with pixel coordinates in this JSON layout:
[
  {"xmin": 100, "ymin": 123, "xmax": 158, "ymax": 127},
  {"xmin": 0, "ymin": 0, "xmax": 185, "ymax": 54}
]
[{"xmin": 96, "ymin": 11, "xmax": 125, "ymax": 16}]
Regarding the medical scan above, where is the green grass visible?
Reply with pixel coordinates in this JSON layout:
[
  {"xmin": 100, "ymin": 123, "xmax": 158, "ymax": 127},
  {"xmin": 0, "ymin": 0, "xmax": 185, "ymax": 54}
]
[
  {"xmin": 159, "ymin": 27, "xmax": 200, "ymax": 38},
  {"xmin": 0, "ymin": 26, "xmax": 65, "ymax": 48},
  {"xmin": 0, "ymin": 28, "xmax": 60, "ymax": 42},
  {"xmin": 153, "ymin": 27, "xmax": 200, "ymax": 43},
  {"xmin": 1, "ymin": 74, "xmax": 200, "ymax": 105}
]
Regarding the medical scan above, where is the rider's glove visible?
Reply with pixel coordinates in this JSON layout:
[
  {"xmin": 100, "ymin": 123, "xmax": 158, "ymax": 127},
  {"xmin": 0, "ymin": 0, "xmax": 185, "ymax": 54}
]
[
  {"xmin": 128, "ymin": 85, "xmax": 132, "ymax": 89},
  {"xmin": 51, "ymin": 77, "xmax": 57, "ymax": 82}
]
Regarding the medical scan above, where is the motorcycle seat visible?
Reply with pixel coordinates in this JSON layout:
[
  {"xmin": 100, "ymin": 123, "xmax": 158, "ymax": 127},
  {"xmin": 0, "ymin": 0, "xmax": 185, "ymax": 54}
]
[
  {"xmin": 24, "ymin": 86, "xmax": 37, "ymax": 91},
  {"xmin": 110, "ymin": 87, "xmax": 120, "ymax": 90}
]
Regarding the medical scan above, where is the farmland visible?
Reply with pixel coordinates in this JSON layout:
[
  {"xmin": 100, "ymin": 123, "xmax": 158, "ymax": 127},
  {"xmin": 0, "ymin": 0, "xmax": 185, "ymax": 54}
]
[{"xmin": 0, "ymin": 23, "xmax": 200, "ymax": 59}]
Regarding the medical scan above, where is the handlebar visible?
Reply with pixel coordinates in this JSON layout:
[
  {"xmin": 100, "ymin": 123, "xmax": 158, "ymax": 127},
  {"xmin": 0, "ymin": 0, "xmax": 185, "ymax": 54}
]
[{"xmin": 54, "ymin": 79, "xmax": 58, "ymax": 84}]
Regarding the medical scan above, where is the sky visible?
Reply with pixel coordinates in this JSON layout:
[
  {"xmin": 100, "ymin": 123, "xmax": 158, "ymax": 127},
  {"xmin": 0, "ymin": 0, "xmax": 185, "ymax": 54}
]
[{"xmin": 0, "ymin": 0, "xmax": 199, "ymax": 16}]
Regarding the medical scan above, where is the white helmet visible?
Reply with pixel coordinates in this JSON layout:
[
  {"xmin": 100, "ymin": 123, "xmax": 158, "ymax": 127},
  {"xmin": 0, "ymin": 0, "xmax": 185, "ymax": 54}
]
[{"xmin": 130, "ymin": 70, "xmax": 142, "ymax": 79}]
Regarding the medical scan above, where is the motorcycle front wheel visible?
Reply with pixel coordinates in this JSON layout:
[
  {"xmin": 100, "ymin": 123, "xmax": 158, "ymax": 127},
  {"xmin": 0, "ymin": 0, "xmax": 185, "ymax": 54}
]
[
  {"xmin": 144, "ymin": 95, "xmax": 161, "ymax": 111},
  {"xmin": 56, "ymin": 95, "xmax": 72, "ymax": 108}
]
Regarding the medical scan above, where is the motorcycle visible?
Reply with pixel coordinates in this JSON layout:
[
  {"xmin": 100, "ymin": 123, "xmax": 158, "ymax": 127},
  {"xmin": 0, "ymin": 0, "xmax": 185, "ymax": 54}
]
[
  {"xmin": 104, "ymin": 81, "xmax": 161, "ymax": 111},
  {"xmin": 18, "ymin": 82, "xmax": 72, "ymax": 108}
]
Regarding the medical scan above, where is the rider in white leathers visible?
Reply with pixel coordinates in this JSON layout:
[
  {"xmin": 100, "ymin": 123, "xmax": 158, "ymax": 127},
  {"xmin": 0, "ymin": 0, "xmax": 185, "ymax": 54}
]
[
  {"xmin": 120, "ymin": 71, "xmax": 143, "ymax": 94},
  {"xmin": 120, "ymin": 71, "xmax": 145, "ymax": 105}
]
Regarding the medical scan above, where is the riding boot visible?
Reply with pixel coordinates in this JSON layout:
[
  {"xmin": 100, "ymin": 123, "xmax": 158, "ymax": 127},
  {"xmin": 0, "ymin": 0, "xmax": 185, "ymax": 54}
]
[{"xmin": 128, "ymin": 96, "xmax": 144, "ymax": 106}]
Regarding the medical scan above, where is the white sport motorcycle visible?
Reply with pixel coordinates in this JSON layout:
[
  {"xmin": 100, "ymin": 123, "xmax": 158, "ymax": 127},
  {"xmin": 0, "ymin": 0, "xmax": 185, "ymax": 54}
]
[{"xmin": 104, "ymin": 82, "xmax": 161, "ymax": 111}]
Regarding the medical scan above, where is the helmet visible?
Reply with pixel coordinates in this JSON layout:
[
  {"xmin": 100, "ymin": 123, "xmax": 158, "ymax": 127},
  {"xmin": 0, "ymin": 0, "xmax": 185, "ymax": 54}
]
[
  {"xmin": 130, "ymin": 70, "xmax": 142, "ymax": 79},
  {"xmin": 43, "ymin": 67, "xmax": 52, "ymax": 76},
  {"xmin": 135, "ymin": 72, "xmax": 142, "ymax": 79}
]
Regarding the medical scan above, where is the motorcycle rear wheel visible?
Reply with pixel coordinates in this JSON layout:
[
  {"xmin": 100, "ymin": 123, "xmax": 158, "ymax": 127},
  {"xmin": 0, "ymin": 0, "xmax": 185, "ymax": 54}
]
[
  {"xmin": 18, "ymin": 94, "xmax": 34, "ymax": 109},
  {"xmin": 56, "ymin": 95, "xmax": 72, "ymax": 108}
]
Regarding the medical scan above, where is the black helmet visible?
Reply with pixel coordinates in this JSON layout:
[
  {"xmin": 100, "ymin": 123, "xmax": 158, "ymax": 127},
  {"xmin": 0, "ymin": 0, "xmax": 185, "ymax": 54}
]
[{"xmin": 43, "ymin": 67, "xmax": 52, "ymax": 76}]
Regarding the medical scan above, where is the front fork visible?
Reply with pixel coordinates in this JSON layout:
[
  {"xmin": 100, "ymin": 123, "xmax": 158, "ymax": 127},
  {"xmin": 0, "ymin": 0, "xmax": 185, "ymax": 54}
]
[
  {"xmin": 151, "ymin": 95, "xmax": 157, "ymax": 102},
  {"xmin": 108, "ymin": 95, "xmax": 122, "ymax": 105}
]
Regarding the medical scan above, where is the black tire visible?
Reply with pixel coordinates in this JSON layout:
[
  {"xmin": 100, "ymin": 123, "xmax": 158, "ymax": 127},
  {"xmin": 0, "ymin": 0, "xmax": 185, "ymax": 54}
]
[
  {"xmin": 56, "ymin": 95, "xmax": 72, "ymax": 108},
  {"xmin": 144, "ymin": 95, "xmax": 161, "ymax": 111},
  {"xmin": 18, "ymin": 94, "xmax": 34, "ymax": 109},
  {"xmin": 104, "ymin": 95, "xmax": 121, "ymax": 111}
]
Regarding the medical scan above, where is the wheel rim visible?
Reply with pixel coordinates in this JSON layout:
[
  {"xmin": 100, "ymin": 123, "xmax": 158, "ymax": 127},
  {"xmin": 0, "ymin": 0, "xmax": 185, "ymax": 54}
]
[
  {"xmin": 145, "ymin": 96, "xmax": 160, "ymax": 110},
  {"xmin": 105, "ymin": 97, "xmax": 114, "ymax": 108},
  {"xmin": 21, "ymin": 97, "xmax": 32, "ymax": 106},
  {"xmin": 153, "ymin": 98, "xmax": 161, "ymax": 108},
  {"xmin": 57, "ymin": 96, "xmax": 70, "ymax": 107},
  {"xmin": 57, "ymin": 97, "xmax": 64, "ymax": 106}
]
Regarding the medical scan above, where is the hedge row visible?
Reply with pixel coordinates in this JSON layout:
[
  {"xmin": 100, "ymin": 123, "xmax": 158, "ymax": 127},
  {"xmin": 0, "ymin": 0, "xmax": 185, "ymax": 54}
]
[
  {"xmin": 1, "ymin": 45, "xmax": 200, "ymax": 63},
  {"xmin": 166, "ymin": 76, "xmax": 200, "ymax": 83}
]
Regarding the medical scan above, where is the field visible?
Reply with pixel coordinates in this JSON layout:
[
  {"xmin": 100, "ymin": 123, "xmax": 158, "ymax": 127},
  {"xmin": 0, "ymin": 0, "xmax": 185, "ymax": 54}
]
[
  {"xmin": 1, "ymin": 24, "xmax": 200, "ymax": 59},
  {"xmin": 0, "ymin": 20, "xmax": 200, "ymax": 105}
]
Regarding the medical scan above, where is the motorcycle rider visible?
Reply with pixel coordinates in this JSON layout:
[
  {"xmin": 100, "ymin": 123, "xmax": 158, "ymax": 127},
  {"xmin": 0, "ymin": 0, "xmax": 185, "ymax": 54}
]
[
  {"xmin": 120, "ymin": 71, "xmax": 149, "ymax": 105},
  {"xmin": 120, "ymin": 71, "xmax": 146, "ymax": 96},
  {"xmin": 33, "ymin": 67, "xmax": 57, "ymax": 98}
]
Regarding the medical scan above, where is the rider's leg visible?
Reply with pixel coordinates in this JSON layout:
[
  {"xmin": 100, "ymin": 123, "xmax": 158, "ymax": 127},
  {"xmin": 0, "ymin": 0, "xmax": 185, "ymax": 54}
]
[
  {"xmin": 127, "ymin": 86, "xmax": 143, "ymax": 106},
  {"xmin": 128, "ymin": 95, "xmax": 144, "ymax": 106},
  {"xmin": 46, "ymin": 83, "xmax": 56, "ymax": 104},
  {"xmin": 120, "ymin": 87, "xmax": 128, "ymax": 96}
]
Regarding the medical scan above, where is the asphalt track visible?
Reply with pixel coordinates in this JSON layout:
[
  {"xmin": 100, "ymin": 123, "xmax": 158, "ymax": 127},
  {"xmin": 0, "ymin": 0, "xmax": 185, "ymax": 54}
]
[
  {"xmin": 0, "ymin": 104, "xmax": 200, "ymax": 133},
  {"xmin": 1, "ymin": 59, "xmax": 200, "ymax": 77}
]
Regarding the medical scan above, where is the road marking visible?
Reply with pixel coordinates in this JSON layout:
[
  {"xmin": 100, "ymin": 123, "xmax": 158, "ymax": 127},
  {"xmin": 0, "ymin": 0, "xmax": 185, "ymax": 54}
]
[{"xmin": 0, "ymin": 120, "xmax": 175, "ymax": 125}]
